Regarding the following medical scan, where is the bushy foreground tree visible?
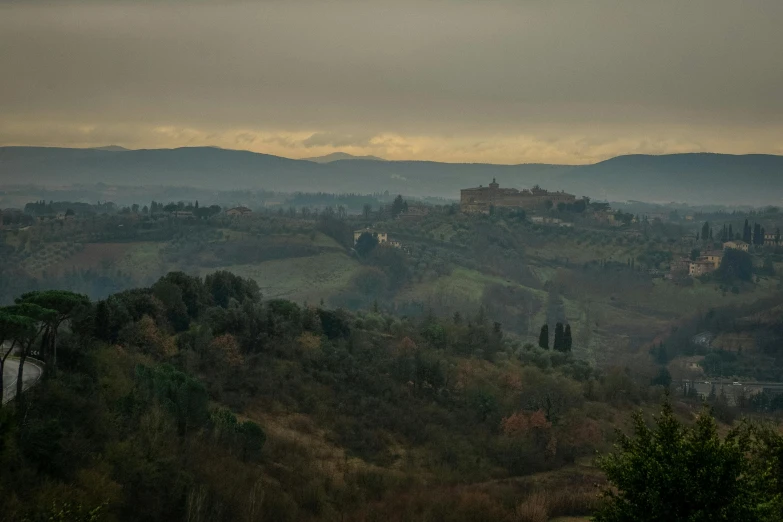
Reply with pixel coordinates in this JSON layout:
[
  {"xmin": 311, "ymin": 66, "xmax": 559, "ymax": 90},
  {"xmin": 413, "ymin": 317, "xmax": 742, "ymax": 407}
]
[{"xmin": 596, "ymin": 397, "xmax": 783, "ymax": 522}]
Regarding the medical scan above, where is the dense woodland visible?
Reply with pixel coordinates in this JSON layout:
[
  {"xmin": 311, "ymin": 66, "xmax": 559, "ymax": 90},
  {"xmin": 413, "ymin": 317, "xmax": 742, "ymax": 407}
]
[{"xmin": 2, "ymin": 273, "xmax": 783, "ymax": 521}]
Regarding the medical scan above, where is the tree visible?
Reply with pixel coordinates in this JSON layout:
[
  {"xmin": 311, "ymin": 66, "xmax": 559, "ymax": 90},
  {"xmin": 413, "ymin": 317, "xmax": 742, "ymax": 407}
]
[
  {"xmin": 15, "ymin": 290, "xmax": 89, "ymax": 368},
  {"xmin": 2, "ymin": 302, "xmax": 56, "ymax": 405},
  {"xmin": 363, "ymin": 204, "xmax": 372, "ymax": 219},
  {"xmin": 354, "ymin": 231, "xmax": 379, "ymax": 258},
  {"xmin": 717, "ymin": 248, "xmax": 753, "ymax": 282},
  {"xmin": 563, "ymin": 324, "xmax": 573, "ymax": 352},
  {"xmin": 350, "ymin": 266, "xmax": 388, "ymax": 297},
  {"xmin": 553, "ymin": 322, "xmax": 564, "ymax": 351},
  {"xmin": 157, "ymin": 270, "xmax": 208, "ymax": 317},
  {"xmin": 538, "ymin": 324, "xmax": 549, "ymax": 350},
  {"xmin": 0, "ymin": 309, "xmax": 36, "ymax": 400},
  {"xmin": 690, "ymin": 248, "xmax": 701, "ymax": 261},
  {"xmin": 135, "ymin": 364, "xmax": 209, "ymax": 434},
  {"xmin": 701, "ymin": 221, "xmax": 710, "ymax": 241},
  {"xmin": 151, "ymin": 281, "xmax": 190, "ymax": 331},
  {"xmin": 204, "ymin": 271, "xmax": 260, "ymax": 308},
  {"xmin": 651, "ymin": 366, "xmax": 672, "ymax": 387},
  {"xmin": 391, "ymin": 195, "xmax": 405, "ymax": 217},
  {"xmin": 743, "ymin": 219, "xmax": 752, "ymax": 243},
  {"xmin": 595, "ymin": 399, "xmax": 780, "ymax": 522}
]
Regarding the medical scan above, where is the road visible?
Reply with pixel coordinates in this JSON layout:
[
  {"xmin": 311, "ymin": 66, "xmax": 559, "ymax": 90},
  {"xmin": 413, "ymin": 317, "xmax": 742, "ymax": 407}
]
[
  {"xmin": 2, "ymin": 358, "xmax": 43, "ymax": 404},
  {"xmin": 677, "ymin": 379, "xmax": 783, "ymax": 406}
]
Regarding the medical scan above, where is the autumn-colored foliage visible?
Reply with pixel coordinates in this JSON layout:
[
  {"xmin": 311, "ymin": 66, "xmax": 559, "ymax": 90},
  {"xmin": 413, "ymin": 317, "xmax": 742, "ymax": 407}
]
[
  {"xmin": 126, "ymin": 315, "xmax": 176, "ymax": 358},
  {"xmin": 501, "ymin": 409, "xmax": 551, "ymax": 437},
  {"xmin": 210, "ymin": 333, "xmax": 244, "ymax": 367},
  {"xmin": 396, "ymin": 336, "xmax": 418, "ymax": 355}
]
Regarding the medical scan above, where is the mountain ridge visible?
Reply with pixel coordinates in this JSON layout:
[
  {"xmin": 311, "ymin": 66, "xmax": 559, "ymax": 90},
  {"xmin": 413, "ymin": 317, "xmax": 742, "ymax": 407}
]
[
  {"xmin": 1, "ymin": 146, "xmax": 782, "ymax": 205},
  {"xmin": 302, "ymin": 151, "xmax": 387, "ymax": 163}
]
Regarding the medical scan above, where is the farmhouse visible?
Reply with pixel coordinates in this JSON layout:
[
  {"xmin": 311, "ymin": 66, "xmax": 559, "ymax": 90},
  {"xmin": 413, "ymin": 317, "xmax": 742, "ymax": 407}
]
[
  {"xmin": 460, "ymin": 179, "xmax": 575, "ymax": 214},
  {"xmin": 592, "ymin": 210, "xmax": 619, "ymax": 226},
  {"xmin": 530, "ymin": 216, "xmax": 562, "ymax": 225},
  {"xmin": 702, "ymin": 250, "xmax": 724, "ymax": 269},
  {"xmin": 689, "ymin": 259, "xmax": 716, "ymax": 277},
  {"xmin": 354, "ymin": 228, "xmax": 388, "ymax": 245},
  {"xmin": 724, "ymin": 240, "xmax": 749, "ymax": 252},
  {"xmin": 226, "ymin": 206, "xmax": 252, "ymax": 217}
]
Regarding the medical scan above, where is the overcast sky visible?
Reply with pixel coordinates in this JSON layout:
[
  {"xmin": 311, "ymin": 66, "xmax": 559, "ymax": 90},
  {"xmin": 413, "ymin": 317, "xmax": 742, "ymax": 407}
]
[{"xmin": 2, "ymin": 0, "xmax": 782, "ymax": 164}]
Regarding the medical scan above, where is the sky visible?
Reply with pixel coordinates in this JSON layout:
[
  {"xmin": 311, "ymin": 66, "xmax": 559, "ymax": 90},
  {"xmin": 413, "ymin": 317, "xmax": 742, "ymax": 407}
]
[{"xmin": 1, "ymin": 0, "xmax": 782, "ymax": 164}]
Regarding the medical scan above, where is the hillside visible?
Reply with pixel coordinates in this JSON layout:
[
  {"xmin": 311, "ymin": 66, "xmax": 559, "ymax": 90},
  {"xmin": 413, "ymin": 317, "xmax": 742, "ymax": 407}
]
[
  {"xmin": 3, "ymin": 147, "xmax": 783, "ymax": 205},
  {"xmin": 4, "ymin": 203, "xmax": 782, "ymax": 370}
]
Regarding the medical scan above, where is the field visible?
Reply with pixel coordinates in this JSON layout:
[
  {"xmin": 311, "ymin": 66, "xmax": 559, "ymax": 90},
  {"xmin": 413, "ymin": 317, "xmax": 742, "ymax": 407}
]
[{"xmin": 210, "ymin": 252, "xmax": 361, "ymax": 304}]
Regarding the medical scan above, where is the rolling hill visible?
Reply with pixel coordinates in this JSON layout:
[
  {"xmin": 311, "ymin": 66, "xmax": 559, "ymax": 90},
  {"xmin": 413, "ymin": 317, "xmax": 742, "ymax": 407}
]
[{"xmin": 1, "ymin": 146, "xmax": 782, "ymax": 205}]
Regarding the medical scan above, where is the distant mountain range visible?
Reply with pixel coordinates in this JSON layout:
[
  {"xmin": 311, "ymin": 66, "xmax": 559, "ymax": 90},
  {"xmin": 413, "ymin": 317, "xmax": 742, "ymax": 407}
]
[
  {"xmin": 302, "ymin": 152, "xmax": 387, "ymax": 163},
  {"xmin": 1, "ymin": 146, "xmax": 782, "ymax": 205}
]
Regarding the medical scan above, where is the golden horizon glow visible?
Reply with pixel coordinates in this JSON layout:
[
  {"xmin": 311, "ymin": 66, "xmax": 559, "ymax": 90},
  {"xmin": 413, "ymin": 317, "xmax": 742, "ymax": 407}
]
[{"xmin": 1, "ymin": 121, "xmax": 781, "ymax": 166}]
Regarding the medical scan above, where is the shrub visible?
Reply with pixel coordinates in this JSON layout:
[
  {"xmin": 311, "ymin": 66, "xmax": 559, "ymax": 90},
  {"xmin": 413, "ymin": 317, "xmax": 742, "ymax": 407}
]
[{"xmin": 515, "ymin": 492, "xmax": 548, "ymax": 522}]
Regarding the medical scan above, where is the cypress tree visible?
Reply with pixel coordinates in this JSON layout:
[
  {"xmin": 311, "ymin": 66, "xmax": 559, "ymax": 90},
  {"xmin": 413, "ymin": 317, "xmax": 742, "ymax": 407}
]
[
  {"xmin": 538, "ymin": 324, "xmax": 549, "ymax": 350},
  {"xmin": 564, "ymin": 324, "xmax": 573, "ymax": 352},
  {"xmin": 554, "ymin": 322, "xmax": 564, "ymax": 351},
  {"xmin": 728, "ymin": 224, "xmax": 733, "ymax": 240},
  {"xmin": 743, "ymin": 219, "xmax": 752, "ymax": 243},
  {"xmin": 701, "ymin": 221, "xmax": 710, "ymax": 241},
  {"xmin": 753, "ymin": 223, "xmax": 762, "ymax": 245}
]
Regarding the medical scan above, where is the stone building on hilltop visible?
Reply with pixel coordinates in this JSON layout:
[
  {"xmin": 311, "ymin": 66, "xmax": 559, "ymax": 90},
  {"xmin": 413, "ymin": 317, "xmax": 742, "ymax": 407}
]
[{"xmin": 460, "ymin": 179, "xmax": 575, "ymax": 214}]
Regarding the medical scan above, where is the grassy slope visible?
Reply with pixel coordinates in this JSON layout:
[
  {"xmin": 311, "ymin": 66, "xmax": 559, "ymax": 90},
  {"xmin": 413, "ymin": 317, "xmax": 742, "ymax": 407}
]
[{"xmin": 210, "ymin": 252, "xmax": 361, "ymax": 304}]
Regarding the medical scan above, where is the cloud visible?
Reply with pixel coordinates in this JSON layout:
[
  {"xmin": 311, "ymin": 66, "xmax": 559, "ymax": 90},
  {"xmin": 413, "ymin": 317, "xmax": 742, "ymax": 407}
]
[
  {"xmin": 0, "ymin": 1, "xmax": 781, "ymax": 162},
  {"xmin": 301, "ymin": 132, "xmax": 375, "ymax": 149}
]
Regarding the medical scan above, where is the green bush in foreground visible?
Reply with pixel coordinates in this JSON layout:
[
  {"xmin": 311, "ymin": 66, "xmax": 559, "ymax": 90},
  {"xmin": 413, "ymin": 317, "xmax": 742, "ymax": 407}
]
[{"xmin": 596, "ymin": 397, "xmax": 783, "ymax": 522}]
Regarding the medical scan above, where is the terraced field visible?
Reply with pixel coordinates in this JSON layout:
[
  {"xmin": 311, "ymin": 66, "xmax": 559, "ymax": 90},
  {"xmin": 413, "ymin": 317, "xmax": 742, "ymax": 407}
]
[{"xmin": 211, "ymin": 252, "xmax": 361, "ymax": 304}]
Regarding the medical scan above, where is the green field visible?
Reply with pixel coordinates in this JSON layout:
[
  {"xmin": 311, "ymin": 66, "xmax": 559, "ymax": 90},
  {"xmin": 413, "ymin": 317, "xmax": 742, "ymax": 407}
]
[{"xmin": 210, "ymin": 252, "xmax": 360, "ymax": 304}]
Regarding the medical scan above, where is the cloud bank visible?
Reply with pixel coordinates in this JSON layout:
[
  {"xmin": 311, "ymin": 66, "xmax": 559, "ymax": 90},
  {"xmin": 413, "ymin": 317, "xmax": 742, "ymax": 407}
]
[{"xmin": 1, "ymin": 0, "xmax": 782, "ymax": 163}]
